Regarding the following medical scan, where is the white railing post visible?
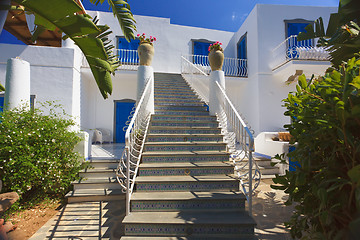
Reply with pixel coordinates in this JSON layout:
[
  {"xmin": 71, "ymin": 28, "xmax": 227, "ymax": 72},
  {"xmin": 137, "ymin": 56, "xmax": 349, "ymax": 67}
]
[{"xmin": 125, "ymin": 145, "xmax": 130, "ymax": 216}]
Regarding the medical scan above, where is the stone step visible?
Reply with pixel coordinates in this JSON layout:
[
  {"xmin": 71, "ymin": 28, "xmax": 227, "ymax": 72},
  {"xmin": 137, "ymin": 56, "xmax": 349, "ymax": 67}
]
[
  {"xmin": 146, "ymin": 133, "xmax": 223, "ymax": 143},
  {"xmin": 121, "ymin": 237, "xmax": 256, "ymax": 240},
  {"xmin": 144, "ymin": 142, "xmax": 227, "ymax": 152},
  {"xmin": 65, "ymin": 188, "xmax": 125, "ymax": 203},
  {"xmin": 154, "ymin": 91, "xmax": 197, "ymax": 96},
  {"xmin": 122, "ymin": 211, "xmax": 255, "ymax": 238},
  {"xmin": 155, "ymin": 85, "xmax": 191, "ymax": 89},
  {"xmin": 135, "ymin": 175, "xmax": 239, "ymax": 192},
  {"xmin": 154, "ymin": 94, "xmax": 199, "ymax": 100},
  {"xmin": 150, "ymin": 120, "xmax": 218, "ymax": 128},
  {"xmin": 86, "ymin": 159, "xmax": 119, "ymax": 168},
  {"xmin": 155, "ymin": 105, "xmax": 208, "ymax": 112},
  {"xmin": 155, "ymin": 110, "xmax": 210, "ymax": 116},
  {"xmin": 139, "ymin": 162, "xmax": 234, "ymax": 176},
  {"xmin": 155, "ymin": 88, "xmax": 194, "ymax": 94},
  {"xmin": 138, "ymin": 162, "xmax": 234, "ymax": 176},
  {"xmin": 151, "ymin": 114, "xmax": 216, "ymax": 122},
  {"xmin": 149, "ymin": 126, "xmax": 221, "ymax": 135},
  {"xmin": 155, "ymin": 96, "xmax": 200, "ymax": 102},
  {"xmin": 79, "ymin": 167, "xmax": 117, "ymax": 178},
  {"xmin": 141, "ymin": 151, "xmax": 229, "ymax": 163},
  {"xmin": 130, "ymin": 191, "xmax": 245, "ymax": 212},
  {"xmin": 155, "ymin": 101, "xmax": 204, "ymax": 106},
  {"xmin": 72, "ymin": 177, "xmax": 121, "ymax": 190}
]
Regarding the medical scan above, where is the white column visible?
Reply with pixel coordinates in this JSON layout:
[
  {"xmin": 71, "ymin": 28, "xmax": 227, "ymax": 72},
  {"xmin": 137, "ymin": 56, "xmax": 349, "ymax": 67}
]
[
  {"xmin": 209, "ymin": 70, "xmax": 225, "ymax": 116},
  {"xmin": 4, "ymin": 58, "xmax": 30, "ymax": 110},
  {"xmin": 137, "ymin": 65, "xmax": 154, "ymax": 113}
]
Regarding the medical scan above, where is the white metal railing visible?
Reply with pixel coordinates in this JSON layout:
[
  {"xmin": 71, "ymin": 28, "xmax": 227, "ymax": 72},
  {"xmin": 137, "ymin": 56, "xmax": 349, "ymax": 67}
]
[
  {"xmin": 116, "ymin": 49, "xmax": 139, "ymax": 71},
  {"xmin": 181, "ymin": 57, "xmax": 260, "ymax": 215},
  {"xmin": 116, "ymin": 76, "xmax": 153, "ymax": 215},
  {"xmin": 81, "ymin": 49, "xmax": 140, "ymax": 71},
  {"xmin": 182, "ymin": 54, "xmax": 248, "ymax": 77},
  {"xmin": 272, "ymin": 35, "xmax": 330, "ymax": 70}
]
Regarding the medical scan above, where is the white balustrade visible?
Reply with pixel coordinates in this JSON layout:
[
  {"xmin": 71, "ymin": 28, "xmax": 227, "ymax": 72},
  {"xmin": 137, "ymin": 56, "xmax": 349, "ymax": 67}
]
[
  {"xmin": 182, "ymin": 54, "xmax": 248, "ymax": 77},
  {"xmin": 272, "ymin": 35, "xmax": 330, "ymax": 70}
]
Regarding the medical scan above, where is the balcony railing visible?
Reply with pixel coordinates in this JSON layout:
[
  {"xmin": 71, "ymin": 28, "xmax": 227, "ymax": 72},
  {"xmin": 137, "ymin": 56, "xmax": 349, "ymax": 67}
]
[
  {"xmin": 182, "ymin": 54, "xmax": 248, "ymax": 77},
  {"xmin": 116, "ymin": 49, "xmax": 139, "ymax": 71},
  {"xmin": 272, "ymin": 35, "xmax": 330, "ymax": 70}
]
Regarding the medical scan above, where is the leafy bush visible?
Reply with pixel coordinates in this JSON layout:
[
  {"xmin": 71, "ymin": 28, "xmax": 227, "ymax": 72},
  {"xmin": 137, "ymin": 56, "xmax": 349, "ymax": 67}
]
[
  {"xmin": 272, "ymin": 56, "xmax": 360, "ymax": 239},
  {"xmin": 0, "ymin": 102, "xmax": 84, "ymax": 203}
]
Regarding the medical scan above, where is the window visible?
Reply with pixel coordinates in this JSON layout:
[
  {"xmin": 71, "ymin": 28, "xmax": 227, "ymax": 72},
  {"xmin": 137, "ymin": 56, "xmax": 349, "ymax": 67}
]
[
  {"xmin": 192, "ymin": 40, "xmax": 213, "ymax": 65},
  {"xmin": 237, "ymin": 33, "xmax": 247, "ymax": 77},
  {"xmin": 285, "ymin": 20, "xmax": 314, "ymax": 58},
  {"xmin": 117, "ymin": 37, "xmax": 140, "ymax": 64}
]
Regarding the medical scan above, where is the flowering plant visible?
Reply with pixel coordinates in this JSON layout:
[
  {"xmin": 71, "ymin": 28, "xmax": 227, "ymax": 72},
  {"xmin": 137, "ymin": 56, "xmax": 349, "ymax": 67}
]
[
  {"xmin": 208, "ymin": 41, "xmax": 223, "ymax": 52},
  {"xmin": 137, "ymin": 33, "xmax": 156, "ymax": 45}
]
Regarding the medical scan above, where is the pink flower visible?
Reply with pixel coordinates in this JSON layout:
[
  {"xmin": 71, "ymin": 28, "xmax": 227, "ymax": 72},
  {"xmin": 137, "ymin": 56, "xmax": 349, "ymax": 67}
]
[
  {"xmin": 137, "ymin": 34, "xmax": 140, "ymax": 37},
  {"xmin": 154, "ymin": 37, "xmax": 157, "ymax": 41}
]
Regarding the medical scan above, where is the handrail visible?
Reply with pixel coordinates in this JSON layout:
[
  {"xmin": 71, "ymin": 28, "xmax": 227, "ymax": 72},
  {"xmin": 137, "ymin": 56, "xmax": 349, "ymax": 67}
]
[
  {"xmin": 272, "ymin": 35, "xmax": 329, "ymax": 70},
  {"xmin": 182, "ymin": 54, "xmax": 248, "ymax": 77},
  {"xmin": 181, "ymin": 57, "xmax": 260, "ymax": 215},
  {"xmin": 116, "ymin": 75, "xmax": 153, "ymax": 216},
  {"xmin": 215, "ymin": 81, "xmax": 261, "ymax": 215}
]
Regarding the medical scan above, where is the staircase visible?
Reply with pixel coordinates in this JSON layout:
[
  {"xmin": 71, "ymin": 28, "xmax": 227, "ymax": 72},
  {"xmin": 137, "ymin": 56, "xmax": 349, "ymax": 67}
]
[
  {"xmin": 66, "ymin": 157, "xmax": 124, "ymax": 203},
  {"xmin": 121, "ymin": 73, "xmax": 256, "ymax": 239}
]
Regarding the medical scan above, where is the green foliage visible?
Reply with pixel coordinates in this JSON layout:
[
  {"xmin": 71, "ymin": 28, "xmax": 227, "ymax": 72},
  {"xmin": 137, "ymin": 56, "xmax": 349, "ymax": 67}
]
[
  {"xmin": 297, "ymin": 0, "xmax": 360, "ymax": 66},
  {"xmin": 272, "ymin": 55, "xmax": 360, "ymax": 239},
  {"xmin": 0, "ymin": 102, "xmax": 84, "ymax": 204}
]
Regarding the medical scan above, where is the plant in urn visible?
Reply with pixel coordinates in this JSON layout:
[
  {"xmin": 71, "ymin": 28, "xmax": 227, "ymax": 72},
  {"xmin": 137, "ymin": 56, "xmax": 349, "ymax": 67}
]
[
  {"xmin": 208, "ymin": 41, "xmax": 224, "ymax": 71},
  {"xmin": 137, "ymin": 33, "xmax": 156, "ymax": 66}
]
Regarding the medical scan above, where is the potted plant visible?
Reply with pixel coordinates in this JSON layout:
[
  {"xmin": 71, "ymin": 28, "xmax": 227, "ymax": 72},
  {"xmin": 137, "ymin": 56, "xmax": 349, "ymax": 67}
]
[
  {"xmin": 137, "ymin": 33, "xmax": 156, "ymax": 66},
  {"xmin": 208, "ymin": 41, "xmax": 224, "ymax": 71}
]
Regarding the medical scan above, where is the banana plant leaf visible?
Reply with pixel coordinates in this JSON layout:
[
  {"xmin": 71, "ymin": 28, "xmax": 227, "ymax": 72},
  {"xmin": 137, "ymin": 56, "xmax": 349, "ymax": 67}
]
[{"xmin": 3, "ymin": 0, "xmax": 136, "ymax": 99}]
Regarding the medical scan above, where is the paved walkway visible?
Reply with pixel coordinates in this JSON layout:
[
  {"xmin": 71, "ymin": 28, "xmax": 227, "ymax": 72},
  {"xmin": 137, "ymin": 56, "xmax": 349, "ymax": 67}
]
[{"xmin": 29, "ymin": 143, "xmax": 294, "ymax": 240}]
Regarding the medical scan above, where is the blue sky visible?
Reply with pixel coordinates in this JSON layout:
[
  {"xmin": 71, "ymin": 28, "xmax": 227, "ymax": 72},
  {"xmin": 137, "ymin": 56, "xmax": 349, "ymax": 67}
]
[{"xmin": 0, "ymin": 0, "xmax": 339, "ymax": 44}]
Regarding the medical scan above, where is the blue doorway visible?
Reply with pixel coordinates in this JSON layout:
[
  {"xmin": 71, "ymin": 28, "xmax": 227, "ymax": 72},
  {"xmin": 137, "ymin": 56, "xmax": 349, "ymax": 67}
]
[{"xmin": 114, "ymin": 100, "xmax": 136, "ymax": 143}]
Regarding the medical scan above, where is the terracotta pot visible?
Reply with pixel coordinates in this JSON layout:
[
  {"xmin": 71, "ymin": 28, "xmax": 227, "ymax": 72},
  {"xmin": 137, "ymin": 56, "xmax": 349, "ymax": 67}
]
[
  {"xmin": 278, "ymin": 132, "xmax": 292, "ymax": 141},
  {"xmin": 137, "ymin": 43, "xmax": 154, "ymax": 66},
  {"xmin": 208, "ymin": 50, "xmax": 224, "ymax": 71}
]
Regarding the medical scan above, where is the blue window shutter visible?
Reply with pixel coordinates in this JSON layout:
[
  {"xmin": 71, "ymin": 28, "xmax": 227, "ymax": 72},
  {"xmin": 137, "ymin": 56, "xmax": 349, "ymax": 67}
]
[
  {"xmin": 0, "ymin": 96, "xmax": 3, "ymax": 112},
  {"xmin": 237, "ymin": 36, "xmax": 247, "ymax": 60},
  {"xmin": 193, "ymin": 41, "xmax": 211, "ymax": 65},
  {"xmin": 287, "ymin": 22, "xmax": 309, "ymax": 38}
]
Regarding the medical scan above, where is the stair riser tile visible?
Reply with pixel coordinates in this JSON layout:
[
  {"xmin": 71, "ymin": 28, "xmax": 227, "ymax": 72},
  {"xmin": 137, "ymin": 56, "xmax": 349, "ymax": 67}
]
[
  {"xmin": 125, "ymin": 223, "xmax": 254, "ymax": 236},
  {"xmin": 155, "ymin": 102, "xmax": 204, "ymax": 106},
  {"xmin": 142, "ymin": 155, "xmax": 229, "ymax": 163},
  {"xmin": 144, "ymin": 145, "xmax": 226, "ymax": 152},
  {"xmin": 155, "ymin": 86, "xmax": 191, "ymax": 90},
  {"xmin": 67, "ymin": 195, "xmax": 125, "ymax": 203},
  {"xmin": 154, "ymin": 92, "xmax": 196, "ymax": 96},
  {"xmin": 150, "ymin": 122, "xmax": 218, "ymax": 128},
  {"xmin": 146, "ymin": 136, "xmax": 223, "ymax": 143},
  {"xmin": 135, "ymin": 181, "xmax": 239, "ymax": 192},
  {"xmin": 73, "ymin": 182, "xmax": 121, "ymax": 190},
  {"xmin": 131, "ymin": 199, "xmax": 245, "ymax": 212},
  {"xmin": 149, "ymin": 129, "xmax": 221, "ymax": 134},
  {"xmin": 151, "ymin": 116, "xmax": 216, "ymax": 121},
  {"xmin": 155, "ymin": 106, "xmax": 208, "ymax": 112},
  {"xmin": 154, "ymin": 111, "xmax": 209, "ymax": 116},
  {"xmin": 155, "ymin": 90, "xmax": 194, "ymax": 94},
  {"xmin": 138, "ymin": 167, "xmax": 233, "ymax": 176}
]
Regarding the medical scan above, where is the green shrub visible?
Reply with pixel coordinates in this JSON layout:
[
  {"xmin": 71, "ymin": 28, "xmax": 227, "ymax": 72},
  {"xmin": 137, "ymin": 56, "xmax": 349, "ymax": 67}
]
[
  {"xmin": 0, "ymin": 101, "xmax": 84, "ymax": 203},
  {"xmin": 272, "ymin": 56, "xmax": 360, "ymax": 239}
]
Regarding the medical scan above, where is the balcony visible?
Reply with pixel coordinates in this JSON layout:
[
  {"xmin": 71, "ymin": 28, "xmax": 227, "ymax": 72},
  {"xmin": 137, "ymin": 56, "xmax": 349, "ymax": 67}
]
[
  {"xmin": 271, "ymin": 35, "xmax": 331, "ymax": 78},
  {"xmin": 182, "ymin": 54, "xmax": 248, "ymax": 77}
]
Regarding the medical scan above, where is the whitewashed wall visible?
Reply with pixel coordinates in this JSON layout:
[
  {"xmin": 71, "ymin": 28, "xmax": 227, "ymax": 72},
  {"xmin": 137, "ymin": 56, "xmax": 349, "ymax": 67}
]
[{"xmin": 0, "ymin": 44, "xmax": 82, "ymax": 127}]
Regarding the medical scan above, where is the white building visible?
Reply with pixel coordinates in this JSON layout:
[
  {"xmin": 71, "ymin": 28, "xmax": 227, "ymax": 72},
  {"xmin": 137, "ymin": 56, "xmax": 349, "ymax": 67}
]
[{"xmin": 0, "ymin": 4, "xmax": 337, "ymax": 149}]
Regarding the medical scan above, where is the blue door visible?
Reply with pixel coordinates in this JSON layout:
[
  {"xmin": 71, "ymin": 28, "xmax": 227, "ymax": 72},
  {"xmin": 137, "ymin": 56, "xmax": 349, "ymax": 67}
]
[
  {"xmin": 237, "ymin": 35, "xmax": 247, "ymax": 76},
  {"xmin": 115, "ymin": 100, "xmax": 136, "ymax": 143}
]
